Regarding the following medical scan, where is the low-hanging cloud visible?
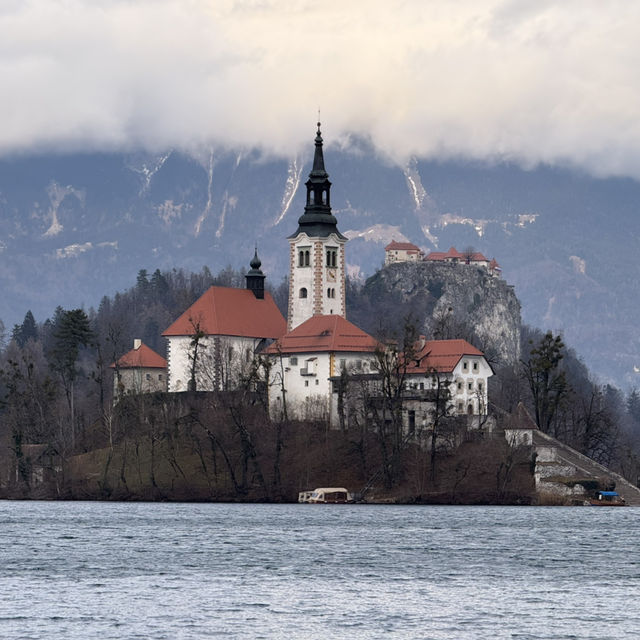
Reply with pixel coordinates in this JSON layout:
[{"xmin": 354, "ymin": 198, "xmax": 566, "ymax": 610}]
[{"xmin": 2, "ymin": 0, "xmax": 640, "ymax": 178}]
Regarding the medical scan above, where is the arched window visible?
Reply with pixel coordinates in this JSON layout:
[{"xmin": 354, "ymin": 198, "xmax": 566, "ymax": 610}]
[
  {"xmin": 467, "ymin": 404, "xmax": 474, "ymax": 415},
  {"xmin": 326, "ymin": 248, "xmax": 337, "ymax": 267},
  {"xmin": 322, "ymin": 190, "xmax": 327, "ymax": 204},
  {"xmin": 299, "ymin": 287, "xmax": 307, "ymax": 299},
  {"xmin": 298, "ymin": 248, "xmax": 310, "ymax": 267},
  {"xmin": 309, "ymin": 190, "xmax": 315, "ymax": 204},
  {"xmin": 327, "ymin": 288, "xmax": 335, "ymax": 298}
]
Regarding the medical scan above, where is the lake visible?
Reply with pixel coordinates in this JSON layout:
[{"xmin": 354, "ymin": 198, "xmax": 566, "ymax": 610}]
[{"xmin": 0, "ymin": 502, "xmax": 638, "ymax": 639}]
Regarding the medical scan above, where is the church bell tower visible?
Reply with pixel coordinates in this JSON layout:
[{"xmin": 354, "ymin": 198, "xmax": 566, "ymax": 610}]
[{"xmin": 287, "ymin": 123, "xmax": 347, "ymax": 331}]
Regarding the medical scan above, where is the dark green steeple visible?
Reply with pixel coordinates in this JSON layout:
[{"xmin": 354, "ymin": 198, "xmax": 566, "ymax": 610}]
[
  {"xmin": 289, "ymin": 122, "xmax": 346, "ymax": 239},
  {"xmin": 245, "ymin": 247, "xmax": 265, "ymax": 299}
]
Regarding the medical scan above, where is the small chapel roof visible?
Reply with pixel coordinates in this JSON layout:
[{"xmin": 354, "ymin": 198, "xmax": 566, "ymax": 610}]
[
  {"xmin": 111, "ymin": 341, "xmax": 167, "ymax": 369},
  {"xmin": 162, "ymin": 286, "xmax": 286, "ymax": 339},
  {"xmin": 263, "ymin": 315, "xmax": 378, "ymax": 354}
]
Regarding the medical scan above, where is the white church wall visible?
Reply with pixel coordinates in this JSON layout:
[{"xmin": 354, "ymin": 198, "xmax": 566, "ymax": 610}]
[{"xmin": 167, "ymin": 334, "xmax": 265, "ymax": 392}]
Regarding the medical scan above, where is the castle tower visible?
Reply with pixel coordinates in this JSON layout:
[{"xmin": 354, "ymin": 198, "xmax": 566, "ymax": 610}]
[{"xmin": 287, "ymin": 122, "xmax": 347, "ymax": 331}]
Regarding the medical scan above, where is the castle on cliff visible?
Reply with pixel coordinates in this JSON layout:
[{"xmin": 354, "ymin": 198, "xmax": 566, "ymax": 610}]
[{"xmin": 385, "ymin": 241, "xmax": 502, "ymax": 277}]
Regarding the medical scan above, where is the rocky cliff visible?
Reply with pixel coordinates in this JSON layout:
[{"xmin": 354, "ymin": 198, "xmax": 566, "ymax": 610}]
[{"xmin": 357, "ymin": 262, "xmax": 521, "ymax": 366}]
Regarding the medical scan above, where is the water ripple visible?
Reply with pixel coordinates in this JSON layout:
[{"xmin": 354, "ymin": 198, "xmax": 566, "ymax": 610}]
[{"xmin": 0, "ymin": 503, "xmax": 638, "ymax": 639}]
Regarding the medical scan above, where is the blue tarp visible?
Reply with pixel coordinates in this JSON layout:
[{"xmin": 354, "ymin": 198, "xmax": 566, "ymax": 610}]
[{"xmin": 599, "ymin": 491, "xmax": 619, "ymax": 496}]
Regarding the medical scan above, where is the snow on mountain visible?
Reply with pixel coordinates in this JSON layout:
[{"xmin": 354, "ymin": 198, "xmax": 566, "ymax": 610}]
[{"xmin": 1, "ymin": 146, "xmax": 639, "ymax": 388}]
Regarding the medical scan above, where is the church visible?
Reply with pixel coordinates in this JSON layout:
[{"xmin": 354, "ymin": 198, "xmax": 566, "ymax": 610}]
[
  {"xmin": 264, "ymin": 122, "xmax": 381, "ymax": 421},
  {"xmin": 159, "ymin": 122, "xmax": 492, "ymax": 427}
]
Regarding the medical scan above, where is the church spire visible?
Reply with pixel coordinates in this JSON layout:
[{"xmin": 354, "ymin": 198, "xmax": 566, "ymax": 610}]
[
  {"xmin": 311, "ymin": 121, "xmax": 327, "ymax": 175},
  {"xmin": 289, "ymin": 122, "xmax": 345, "ymax": 240}
]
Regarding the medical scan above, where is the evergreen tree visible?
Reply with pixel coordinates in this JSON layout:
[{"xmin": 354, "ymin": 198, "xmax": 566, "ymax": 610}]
[
  {"xmin": 150, "ymin": 269, "xmax": 170, "ymax": 303},
  {"xmin": 49, "ymin": 309, "xmax": 94, "ymax": 448},
  {"xmin": 12, "ymin": 310, "xmax": 38, "ymax": 347},
  {"xmin": 522, "ymin": 331, "xmax": 569, "ymax": 434},
  {"xmin": 627, "ymin": 388, "xmax": 640, "ymax": 424},
  {"xmin": 142, "ymin": 318, "xmax": 161, "ymax": 352}
]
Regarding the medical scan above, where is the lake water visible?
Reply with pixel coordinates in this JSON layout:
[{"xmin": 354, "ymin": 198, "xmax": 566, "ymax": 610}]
[{"xmin": 0, "ymin": 502, "xmax": 638, "ymax": 639}]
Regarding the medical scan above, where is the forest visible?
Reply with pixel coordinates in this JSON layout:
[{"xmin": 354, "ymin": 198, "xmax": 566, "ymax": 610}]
[{"xmin": 1, "ymin": 264, "xmax": 640, "ymax": 502}]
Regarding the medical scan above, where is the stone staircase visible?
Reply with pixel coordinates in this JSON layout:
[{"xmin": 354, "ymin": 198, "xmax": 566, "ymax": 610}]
[{"xmin": 532, "ymin": 430, "xmax": 640, "ymax": 506}]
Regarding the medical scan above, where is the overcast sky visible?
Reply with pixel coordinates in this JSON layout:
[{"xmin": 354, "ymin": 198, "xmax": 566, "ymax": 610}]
[{"xmin": 2, "ymin": 0, "xmax": 639, "ymax": 178}]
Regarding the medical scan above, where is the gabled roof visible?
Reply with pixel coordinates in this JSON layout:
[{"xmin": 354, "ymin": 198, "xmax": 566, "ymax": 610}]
[
  {"xmin": 162, "ymin": 286, "xmax": 287, "ymax": 339},
  {"xmin": 112, "ymin": 342, "xmax": 167, "ymax": 369},
  {"xmin": 406, "ymin": 339, "xmax": 486, "ymax": 374},
  {"xmin": 504, "ymin": 402, "xmax": 538, "ymax": 430},
  {"xmin": 385, "ymin": 240, "xmax": 421, "ymax": 252},
  {"xmin": 425, "ymin": 246, "xmax": 465, "ymax": 261},
  {"xmin": 263, "ymin": 315, "xmax": 378, "ymax": 355},
  {"xmin": 425, "ymin": 247, "xmax": 491, "ymax": 263},
  {"xmin": 424, "ymin": 251, "xmax": 448, "ymax": 261}
]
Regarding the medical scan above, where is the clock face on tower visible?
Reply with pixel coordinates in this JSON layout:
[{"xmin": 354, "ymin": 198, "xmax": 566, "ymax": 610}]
[{"xmin": 327, "ymin": 268, "xmax": 336, "ymax": 282}]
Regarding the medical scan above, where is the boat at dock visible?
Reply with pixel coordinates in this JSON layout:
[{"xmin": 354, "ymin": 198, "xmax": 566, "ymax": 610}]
[{"xmin": 588, "ymin": 490, "xmax": 627, "ymax": 506}]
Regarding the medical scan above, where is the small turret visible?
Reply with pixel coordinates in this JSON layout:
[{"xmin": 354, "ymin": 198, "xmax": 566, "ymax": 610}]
[{"xmin": 245, "ymin": 248, "xmax": 265, "ymax": 299}]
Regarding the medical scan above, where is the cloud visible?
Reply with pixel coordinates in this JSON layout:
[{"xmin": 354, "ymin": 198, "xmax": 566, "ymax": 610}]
[{"xmin": 2, "ymin": 0, "xmax": 640, "ymax": 178}]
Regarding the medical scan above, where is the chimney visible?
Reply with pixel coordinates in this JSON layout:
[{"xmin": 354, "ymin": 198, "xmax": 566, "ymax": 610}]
[{"xmin": 133, "ymin": 338, "xmax": 142, "ymax": 350}]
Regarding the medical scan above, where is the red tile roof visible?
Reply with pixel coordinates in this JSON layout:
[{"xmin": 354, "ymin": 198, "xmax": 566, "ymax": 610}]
[
  {"xmin": 385, "ymin": 240, "xmax": 421, "ymax": 252},
  {"xmin": 425, "ymin": 247, "xmax": 464, "ymax": 261},
  {"xmin": 111, "ymin": 342, "xmax": 167, "ymax": 369},
  {"xmin": 263, "ymin": 315, "xmax": 379, "ymax": 354},
  {"xmin": 425, "ymin": 247, "xmax": 490, "ymax": 263},
  {"xmin": 162, "ymin": 286, "xmax": 287, "ymax": 339},
  {"xmin": 424, "ymin": 251, "xmax": 447, "ymax": 261},
  {"xmin": 406, "ymin": 339, "xmax": 485, "ymax": 374}
]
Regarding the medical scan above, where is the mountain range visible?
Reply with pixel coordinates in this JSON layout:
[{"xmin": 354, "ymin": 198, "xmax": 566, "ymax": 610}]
[{"xmin": 1, "ymin": 137, "xmax": 639, "ymax": 387}]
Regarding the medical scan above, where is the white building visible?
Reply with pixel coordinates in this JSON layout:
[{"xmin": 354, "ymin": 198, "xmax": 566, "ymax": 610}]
[
  {"xmin": 384, "ymin": 240, "xmax": 423, "ymax": 265},
  {"xmin": 403, "ymin": 338, "xmax": 493, "ymax": 417},
  {"xmin": 328, "ymin": 337, "xmax": 493, "ymax": 431},
  {"xmin": 162, "ymin": 253, "xmax": 286, "ymax": 392},
  {"xmin": 264, "ymin": 314, "xmax": 378, "ymax": 421},
  {"xmin": 111, "ymin": 339, "xmax": 167, "ymax": 397}
]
